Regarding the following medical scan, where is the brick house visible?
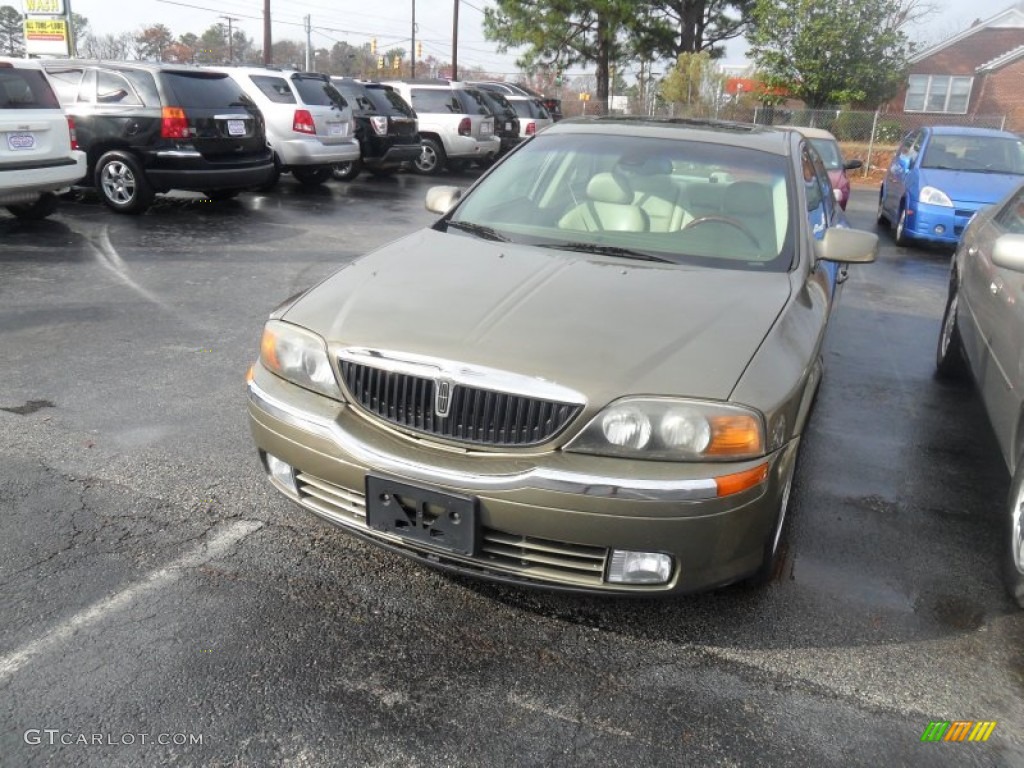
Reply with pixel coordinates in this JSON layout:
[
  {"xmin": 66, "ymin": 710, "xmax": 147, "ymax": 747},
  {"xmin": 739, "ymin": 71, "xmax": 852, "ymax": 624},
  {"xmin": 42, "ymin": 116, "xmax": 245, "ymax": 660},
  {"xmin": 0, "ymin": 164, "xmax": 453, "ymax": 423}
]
[{"xmin": 884, "ymin": 2, "xmax": 1024, "ymax": 132}]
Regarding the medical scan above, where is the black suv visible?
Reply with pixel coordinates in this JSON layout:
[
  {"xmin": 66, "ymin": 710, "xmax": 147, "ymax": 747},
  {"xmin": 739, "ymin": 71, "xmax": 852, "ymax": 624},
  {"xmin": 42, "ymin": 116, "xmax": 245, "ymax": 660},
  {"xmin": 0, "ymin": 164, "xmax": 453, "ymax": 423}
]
[
  {"xmin": 473, "ymin": 80, "xmax": 563, "ymax": 122},
  {"xmin": 474, "ymin": 88, "xmax": 521, "ymax": 166},
  {"xmin": 330, "ymin": 78, "xmax": 420, "ymax": 180},
  {"xmin": 41, "ymin": 60, "xmax": 275, "ymax": 213}
]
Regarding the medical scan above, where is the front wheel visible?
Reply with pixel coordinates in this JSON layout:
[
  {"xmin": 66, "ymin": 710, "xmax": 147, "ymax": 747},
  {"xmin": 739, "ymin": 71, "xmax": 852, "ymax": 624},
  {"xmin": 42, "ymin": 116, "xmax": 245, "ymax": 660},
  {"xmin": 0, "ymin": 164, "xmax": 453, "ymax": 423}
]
[
  {"xmin": 935, "ymin": 282, "xmax": 967, "ymax": 379},
  {"xmin": 876, "ymin": 188, "xmax": 888, "ymax": 225},
  {"xmin": 895, "ymin": 205, "xmax": 913, "ymax": 247},
  {"xmin": 332, "ymin": 159, "xmax": 362, "ymax": 182},
  {"xmin": 747, "ymin": 452, "xmax": 797, "ymax": 587},
  {"xmin": 1004, "ymin": 458, "xmax": 1024, "ymax": 608},
  {"xmin": 95, "ymin": 151, "xmax": 154, "ymax": 214},
  {"xmin": 414, "ymin": 138, "xmax": 446, "ymax": 176},
  {"xmin": 292, "ymin": 165, "xmax": 333, "ymax": 186},
  {"xmin": 6, "ymin": 192, "xmax": 58, "ymax": 220}
]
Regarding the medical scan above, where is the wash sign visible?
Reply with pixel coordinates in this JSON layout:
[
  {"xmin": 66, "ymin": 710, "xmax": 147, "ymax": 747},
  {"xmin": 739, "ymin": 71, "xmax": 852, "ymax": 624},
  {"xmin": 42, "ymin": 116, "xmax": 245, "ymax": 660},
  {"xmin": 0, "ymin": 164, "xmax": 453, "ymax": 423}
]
[{"xmin": 23, "ymin": 0, "xmax": 65, "ymax": 14}]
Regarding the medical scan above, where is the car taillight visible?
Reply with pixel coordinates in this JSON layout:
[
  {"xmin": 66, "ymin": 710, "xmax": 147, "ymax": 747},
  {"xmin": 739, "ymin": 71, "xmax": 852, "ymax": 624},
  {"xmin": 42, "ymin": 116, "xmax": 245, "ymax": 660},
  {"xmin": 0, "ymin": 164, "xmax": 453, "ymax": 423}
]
[
  {"xmin": 161, "ymin": 107, "xmax": 190, "ymax": 139},
  {"xmin": 370, "ymin": 115, "xmax": 388, "ymax": 136},
  {"xmin": 293, "ymin": 109, "xmax": 316, "ymax": 134},
  {"xmin": 66, "ymin": 116, "xmax": 79, "ymax": 150},
  {"xmin": 525, "ymin": 122, "xmax": 536, "ymax": 136},
  {"xmin": 458, "ymin": 117, "xmax": 471, "ymax": 136}
]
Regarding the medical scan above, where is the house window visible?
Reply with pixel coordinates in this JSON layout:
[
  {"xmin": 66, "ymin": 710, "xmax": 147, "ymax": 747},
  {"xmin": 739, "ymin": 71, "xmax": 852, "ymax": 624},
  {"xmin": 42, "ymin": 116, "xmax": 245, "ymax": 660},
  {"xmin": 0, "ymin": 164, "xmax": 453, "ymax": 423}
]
[{"xmin": 904, "ymin": 75, "xmax": 973, "ymax": 114}]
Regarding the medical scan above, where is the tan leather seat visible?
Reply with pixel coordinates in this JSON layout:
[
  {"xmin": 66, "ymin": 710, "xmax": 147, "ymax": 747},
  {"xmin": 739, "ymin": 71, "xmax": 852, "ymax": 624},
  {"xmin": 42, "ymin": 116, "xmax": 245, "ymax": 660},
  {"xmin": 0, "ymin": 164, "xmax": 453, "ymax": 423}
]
[
  {"xmin": 721, "ymin": 181, "xmax": 776, "ymax": 254},
  {"xmin": 559, "ymin": 173, "xmax": 649, "ymax": 233}
]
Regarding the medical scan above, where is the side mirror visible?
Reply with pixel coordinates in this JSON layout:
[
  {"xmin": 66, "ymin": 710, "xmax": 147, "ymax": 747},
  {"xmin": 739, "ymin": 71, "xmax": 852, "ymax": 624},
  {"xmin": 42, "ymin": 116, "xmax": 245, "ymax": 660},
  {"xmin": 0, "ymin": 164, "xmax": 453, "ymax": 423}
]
[
  {"xmin": 844, "ymin": 159, "xmax": 863, "ymax": 171},
  {"xmin": 897, "ymin": 153, "xmax": 911, "ymax": 171},
  {"xmin": 425, "ymin": 185, "xmax": 463, "ymax": 214},
  {"xmin": 814, "ymin": 227, "xmax": 878, "ymax": 264},
  {"xmin": 992, "ymin": 233, "xmax": 1024, "ymax": 273}
]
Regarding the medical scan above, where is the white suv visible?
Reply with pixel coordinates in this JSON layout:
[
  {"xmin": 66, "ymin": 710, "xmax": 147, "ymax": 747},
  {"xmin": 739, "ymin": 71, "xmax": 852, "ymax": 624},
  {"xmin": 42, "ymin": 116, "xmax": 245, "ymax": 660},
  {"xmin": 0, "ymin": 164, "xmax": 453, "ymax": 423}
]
[
  {"xmin": 0, "ymin": 58, "xmax": 85, "ymax": 219},
  {"xmin": 209, "ymin": 67, "xmax": 359, "ymax": 186},
  {"xmin": 383, "ymin": 80, "xmax": 500, "ymax": 174}
]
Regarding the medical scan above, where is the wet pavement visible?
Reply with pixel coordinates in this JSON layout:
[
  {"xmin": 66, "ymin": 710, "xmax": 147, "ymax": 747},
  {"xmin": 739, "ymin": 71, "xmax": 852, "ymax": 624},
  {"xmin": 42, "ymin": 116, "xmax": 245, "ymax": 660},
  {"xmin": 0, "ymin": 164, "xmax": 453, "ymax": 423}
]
[{"xmin": 1, "ymin": 173, "xmax": 1023, "ymax": 767}]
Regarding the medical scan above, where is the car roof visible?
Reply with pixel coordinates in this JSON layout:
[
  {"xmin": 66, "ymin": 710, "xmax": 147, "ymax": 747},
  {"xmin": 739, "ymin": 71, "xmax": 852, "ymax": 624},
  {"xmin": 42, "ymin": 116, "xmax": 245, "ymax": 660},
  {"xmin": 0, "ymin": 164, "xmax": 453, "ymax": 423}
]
[
  {"xmin": 0, "ymin": 57, "xmax": 44, "ymax": 69},
  {"xmin": 787, "ymin": 126, "xmax": 838, "ymax": 142},
  {"xmin": 40, "ymin": 59, "xmax": 217, "ymax": 75},
  {"xmin": 544, "ymin": 117, "xmax": 793, "ymax": 155},
  {"xmin": 926, "ymin": 125, "xmax": 1020, "ymax": 139},
  {"xmin": 205, "ymin": 66, "xmax": 326, "ymax": 78}
]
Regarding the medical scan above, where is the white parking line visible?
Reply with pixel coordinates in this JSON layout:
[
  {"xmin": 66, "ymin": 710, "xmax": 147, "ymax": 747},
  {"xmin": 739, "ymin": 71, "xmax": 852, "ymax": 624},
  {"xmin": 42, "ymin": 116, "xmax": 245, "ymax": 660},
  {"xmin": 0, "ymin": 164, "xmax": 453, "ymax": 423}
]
[{"xmin": 0, "ymin": 520, "xmax": 263, "ymax": 682}]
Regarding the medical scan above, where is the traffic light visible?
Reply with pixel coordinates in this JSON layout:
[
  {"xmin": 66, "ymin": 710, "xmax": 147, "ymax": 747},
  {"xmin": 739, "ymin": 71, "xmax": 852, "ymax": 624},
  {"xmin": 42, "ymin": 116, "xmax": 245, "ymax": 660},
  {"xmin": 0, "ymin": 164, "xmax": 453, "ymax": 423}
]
[
  {"xmin": 370, "ymin": 38, "xmax": 377, "ymax": 54},
  {"xmin": 377, "ymin": 55, "xmax": 384, "ymax": 69},
  {"xmin": 392, "ymin": 55, "xmax": 400, "ymax": 71},
  {"xmin": 416, "ymin": 41, "xmax": 423, "ymax": 59}
]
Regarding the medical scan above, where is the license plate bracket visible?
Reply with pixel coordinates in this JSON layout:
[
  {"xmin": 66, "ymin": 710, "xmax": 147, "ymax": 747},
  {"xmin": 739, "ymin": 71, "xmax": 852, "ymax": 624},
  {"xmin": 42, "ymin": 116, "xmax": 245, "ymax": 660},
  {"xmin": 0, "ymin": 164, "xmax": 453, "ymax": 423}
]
[
  {"xmin": 226, "ymin": 119, "xmax": 245, "ymax": 136},
  {"xmin": 7, "ymin": 132, "xmax": 35, "ymax": 151},
  {"xmin": 366, "ymin": 475, "xmax": 478, "ymax": 556}
]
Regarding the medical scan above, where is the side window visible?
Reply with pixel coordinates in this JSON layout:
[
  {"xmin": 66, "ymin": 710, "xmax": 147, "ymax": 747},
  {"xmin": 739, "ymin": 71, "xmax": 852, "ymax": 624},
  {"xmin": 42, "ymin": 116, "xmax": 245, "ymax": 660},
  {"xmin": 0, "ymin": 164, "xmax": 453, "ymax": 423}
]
[
  {"xmin": 249, "ymin": 75, "xmax": 296, "ymax": 104},
  {"xmin": 994, "ymin": 189, "xmax": 1024, "ymax": 235},
  {"xmin": 96, "ymin": 71, "xmax": 141, "ymax": 105},
  {"xmin": 77, "ymin": 69, "xmax": 97, "ymax": 103},
  {"xmin": 410, "ymin": 88, "xmax": 459, "ymax": 114},
  {"xmin": 809, "ymin": 146, "xmax": 835, "ymax": 222},
  {"xmin": 123, "ymin": 70, "xmax": 159, "ymax": 106},
  {"xmin": 46, "ymin": 68, "xmax": 84, "ymax": 103},
  {"xmin": 801, "ymin": 147, "xmax": 822, "ymax": 212}
]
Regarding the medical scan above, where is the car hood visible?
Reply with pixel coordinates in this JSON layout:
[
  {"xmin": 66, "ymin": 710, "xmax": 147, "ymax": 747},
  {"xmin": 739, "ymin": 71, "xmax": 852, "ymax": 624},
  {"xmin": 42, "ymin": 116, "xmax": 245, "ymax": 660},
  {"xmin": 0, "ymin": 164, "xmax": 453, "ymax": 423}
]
[
  {"xmin": 918, "ymin": 168, "xmax": 1023, "ymax": 205},
  {"xmin": 284, "ymin": 229, "xmax": 793, "ymax": 404}
]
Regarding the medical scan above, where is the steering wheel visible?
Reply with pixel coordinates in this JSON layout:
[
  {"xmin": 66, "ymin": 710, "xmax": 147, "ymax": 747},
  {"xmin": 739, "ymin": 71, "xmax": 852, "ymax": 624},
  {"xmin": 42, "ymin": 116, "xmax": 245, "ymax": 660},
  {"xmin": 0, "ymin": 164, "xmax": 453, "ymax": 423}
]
[{"xmin": 682, "ymin": 215, "xmax": 762, "ymax": 249}]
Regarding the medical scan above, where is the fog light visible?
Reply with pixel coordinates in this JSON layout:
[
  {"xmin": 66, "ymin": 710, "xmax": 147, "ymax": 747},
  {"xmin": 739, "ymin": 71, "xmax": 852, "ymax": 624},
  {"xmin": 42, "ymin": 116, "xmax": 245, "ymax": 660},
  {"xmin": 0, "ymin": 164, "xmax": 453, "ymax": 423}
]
[
  {"xmin": 934, "ymin": 225, "xmax": 945, "ymax": 235},
  {"xmin": 266, "ymin": 453, "xmax": 297, "ymax": 494},
  {"xmin": 607, "ymin": 550, "xmax": 673, "ymax": 585}
]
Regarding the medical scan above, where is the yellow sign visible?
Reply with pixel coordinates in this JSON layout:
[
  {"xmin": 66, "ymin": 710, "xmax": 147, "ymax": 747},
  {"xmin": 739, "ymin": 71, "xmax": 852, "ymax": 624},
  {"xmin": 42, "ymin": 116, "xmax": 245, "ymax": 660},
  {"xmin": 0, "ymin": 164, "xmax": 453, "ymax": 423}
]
[
  {"xmin": 578, "ymin": 92, "xmax": 591, "ymax": 101},
  {"xmin": 23, "ymin": 18, "xmax": 69, "ymax": 55},
  {"xmin": 23, "ymin": 0, "xmax": 65, "ymax": 14}
]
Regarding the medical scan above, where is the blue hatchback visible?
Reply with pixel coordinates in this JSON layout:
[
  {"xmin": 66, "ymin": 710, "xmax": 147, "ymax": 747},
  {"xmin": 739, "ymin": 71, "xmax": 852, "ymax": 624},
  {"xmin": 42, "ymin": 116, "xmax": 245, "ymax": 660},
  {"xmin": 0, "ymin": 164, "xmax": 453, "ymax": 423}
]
[{"xmin": 878, "ymin": 125, "xmax": 1024, "ymax": 247}]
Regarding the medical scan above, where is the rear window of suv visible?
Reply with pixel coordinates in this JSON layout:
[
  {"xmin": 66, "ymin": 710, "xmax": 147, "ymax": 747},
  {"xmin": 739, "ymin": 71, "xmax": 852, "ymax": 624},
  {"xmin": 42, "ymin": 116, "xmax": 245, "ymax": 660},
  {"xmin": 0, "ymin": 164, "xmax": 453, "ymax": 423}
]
[
  {"xmin": 249, "ymin": 75, "xmax": 296, "ymax": 104},
  {"xmin": 410, "ymin": 88, "xmax": 460, "ymax": 114},
  {"xmin": 291, "ymin": 76, "xmax": 347, "ymax": 109},
  {"xmin": 364, "ymin": 86, "xmax": 415, "ymax": 118},
  {"xmin": 0, "ymin": 67, "xmax": 60, "ymax": 109},
  {"xmin": 160, "ymin": 71, "xmax": 248, "ymax": 108},
  {"xmin": 456, "ymin": 89, "xmax": 491, "ymax": 115}
]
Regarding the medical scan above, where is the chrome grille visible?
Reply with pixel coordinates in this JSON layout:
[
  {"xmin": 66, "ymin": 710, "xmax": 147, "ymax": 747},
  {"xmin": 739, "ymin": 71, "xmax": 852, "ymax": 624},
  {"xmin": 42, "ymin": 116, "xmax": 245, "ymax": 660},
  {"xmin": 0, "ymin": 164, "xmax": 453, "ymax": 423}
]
[
  {"xmin": 339, "ymin": 360, "xmax": 582, "ymax": 447},
  {"xmin": 297, "ymin": 472, "xmax": 366, "ymax": 526}
]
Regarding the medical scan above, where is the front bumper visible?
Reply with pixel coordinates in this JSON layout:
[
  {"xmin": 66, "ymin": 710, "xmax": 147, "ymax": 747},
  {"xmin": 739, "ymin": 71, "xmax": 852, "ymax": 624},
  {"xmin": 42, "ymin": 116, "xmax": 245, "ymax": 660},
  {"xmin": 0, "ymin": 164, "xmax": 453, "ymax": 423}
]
[
  {"xmin": 247, "ymin": 369, "xmax": 795, "ymax": 595},
  {"xmin": 905, "ymin": 200, "xmax": 983, "ymax": 244}
]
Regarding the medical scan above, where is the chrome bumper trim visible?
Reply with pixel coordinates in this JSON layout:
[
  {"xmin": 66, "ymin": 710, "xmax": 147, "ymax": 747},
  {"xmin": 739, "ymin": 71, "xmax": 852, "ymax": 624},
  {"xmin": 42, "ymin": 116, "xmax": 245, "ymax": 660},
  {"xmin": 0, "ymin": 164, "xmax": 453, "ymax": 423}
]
[{"xmin": 248, "ymin": 381, "xmax": 719, "ymax": 502}]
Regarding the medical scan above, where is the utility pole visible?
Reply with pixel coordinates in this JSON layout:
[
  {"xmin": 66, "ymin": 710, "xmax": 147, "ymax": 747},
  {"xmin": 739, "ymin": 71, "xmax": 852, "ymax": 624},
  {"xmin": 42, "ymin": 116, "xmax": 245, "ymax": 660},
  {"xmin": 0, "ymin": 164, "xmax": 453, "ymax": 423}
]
[
  {"xmin": 220, "ymin": 16, "xmax": 238, "ymax": 64},
  {"xmin": 304, "ymin": 15, "xmax": 312, "ymax": 71},
  {"xmin": 410, "ymin": 0, "xmax": 416, "ymax": 79},
  {"xmin": 451, "ymin": 0, "xmax": 459, "ymax": 81},
  {"xmin": 263, "ymin": 0, "xmax": 272, "ymax": 65}
]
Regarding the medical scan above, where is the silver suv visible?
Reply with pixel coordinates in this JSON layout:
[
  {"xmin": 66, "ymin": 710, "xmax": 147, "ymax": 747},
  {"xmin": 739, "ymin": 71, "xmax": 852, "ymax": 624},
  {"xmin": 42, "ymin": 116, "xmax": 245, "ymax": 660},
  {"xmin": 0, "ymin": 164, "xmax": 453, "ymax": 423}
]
[
  {"xmin": 212, "ymin": 67, "xmax": 359, "ymax": 186},
  {"xmin": 383, "ymin": 80, "xmax": 499, "ymax": 175},
  {"xmin": 0, "ymin": 58, "xmax": 85, "ymax": 219}
]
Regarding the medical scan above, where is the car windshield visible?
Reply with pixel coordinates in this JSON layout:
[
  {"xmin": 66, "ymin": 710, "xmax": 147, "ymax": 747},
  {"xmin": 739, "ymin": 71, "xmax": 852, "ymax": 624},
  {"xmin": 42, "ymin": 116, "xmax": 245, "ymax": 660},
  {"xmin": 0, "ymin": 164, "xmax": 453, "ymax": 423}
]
[
  {"xmin": 921, "ymin": 135, "xmax": 1024, "ymax": 174},
  {"xmin": 448, "ymin": 132, "xmax": 794, "ymax": 271},
  {"xmin": 808, "ymin": 137, "xmax": 842, "ymax": 170}
]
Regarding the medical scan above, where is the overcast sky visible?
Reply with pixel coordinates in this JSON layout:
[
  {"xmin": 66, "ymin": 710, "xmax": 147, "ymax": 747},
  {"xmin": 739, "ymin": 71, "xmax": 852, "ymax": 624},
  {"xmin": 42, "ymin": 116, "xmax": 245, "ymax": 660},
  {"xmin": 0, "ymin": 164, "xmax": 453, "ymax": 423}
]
[{"xmin": 63, "ymin": 0, "xmax": 1024, "ymax": 75}]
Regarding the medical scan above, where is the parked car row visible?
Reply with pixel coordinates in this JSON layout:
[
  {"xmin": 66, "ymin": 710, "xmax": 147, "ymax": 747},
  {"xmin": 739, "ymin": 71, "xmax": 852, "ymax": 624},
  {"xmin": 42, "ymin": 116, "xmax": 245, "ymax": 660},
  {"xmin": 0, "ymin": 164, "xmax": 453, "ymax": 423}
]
[{"xmin": 1, "ymin": 58, "xmax": 559, "ymax": 216}]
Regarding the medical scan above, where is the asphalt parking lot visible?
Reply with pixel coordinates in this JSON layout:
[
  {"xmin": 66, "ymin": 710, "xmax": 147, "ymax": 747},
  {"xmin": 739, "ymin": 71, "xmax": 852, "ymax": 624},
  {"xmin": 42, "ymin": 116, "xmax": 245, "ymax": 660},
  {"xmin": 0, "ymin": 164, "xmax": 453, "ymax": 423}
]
[{"xmin": 2, "ymin": 172, "xmax": 1023, "ymax": 767}]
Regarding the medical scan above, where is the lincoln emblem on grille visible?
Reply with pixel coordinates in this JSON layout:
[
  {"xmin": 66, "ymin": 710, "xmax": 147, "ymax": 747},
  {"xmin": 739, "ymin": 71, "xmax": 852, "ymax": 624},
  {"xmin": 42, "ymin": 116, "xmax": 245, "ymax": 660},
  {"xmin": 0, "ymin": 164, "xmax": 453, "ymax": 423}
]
[{"xmin": 435, "ymin": 379, "xmax": 453, "ymax": 418}]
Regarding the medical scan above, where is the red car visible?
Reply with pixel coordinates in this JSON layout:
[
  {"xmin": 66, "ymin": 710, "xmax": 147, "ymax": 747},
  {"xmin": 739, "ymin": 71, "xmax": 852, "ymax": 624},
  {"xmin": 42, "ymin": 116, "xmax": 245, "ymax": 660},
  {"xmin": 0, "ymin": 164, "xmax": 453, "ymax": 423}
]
[{"xmin": 797, "ymin": 127, "xmax": 863, "ymax": 210}]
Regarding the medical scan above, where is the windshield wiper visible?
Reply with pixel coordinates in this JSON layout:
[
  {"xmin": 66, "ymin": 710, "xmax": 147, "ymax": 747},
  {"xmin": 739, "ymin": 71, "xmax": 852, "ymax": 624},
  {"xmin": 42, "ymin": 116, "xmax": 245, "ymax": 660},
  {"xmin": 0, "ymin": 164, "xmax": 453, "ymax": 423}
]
[
  {"xmin": 445, "ymin": 220, "xmax": 509, "ymax": 242},
  {"xmin": 537, "ymin": 241, "xmax": 674, "ymax": 263}
]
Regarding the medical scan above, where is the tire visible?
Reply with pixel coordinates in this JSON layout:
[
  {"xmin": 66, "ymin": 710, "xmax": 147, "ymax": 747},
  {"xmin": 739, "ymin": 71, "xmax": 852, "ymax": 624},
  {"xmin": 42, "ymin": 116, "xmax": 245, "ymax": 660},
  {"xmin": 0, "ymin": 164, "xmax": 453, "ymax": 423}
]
[
  {"xmin": 876, "ymin": 187, "xmax": 888, "ymax": 225},
  {"xmin": 292, "ymin": 165, "xmax": 334, "ymax": 186},
  {"xmin": 6, "ymin": 192, "xmax": 58, "ymax": 220},
  {"xmin": 257, "ymin": 161, "xmax": 281, "ymax": 192},
  {"xmin": 202, "ymin": 189, "xmax": 240, "ymax": 201},
  {"xmin": 1004, "ymin": 457, "xmax": 1024, "ymax": 609},
  {"xmin": 95, "ymin": 151, "xmax": 154, "ymax": 214},
  {"xmin": 894, "ymin": 204, "xmax": 912, "ymax": 247},
  {"xmin": 935, "ymin": 280, "xmax": 967, "ymax": 379},
  {"xmin": 414, "ymin": 138, "xmax": 446, "ymax": 176},
  {"xmin": 332, "ymin": 159, "xmax": 362, "ymax": 182},
  {"xmin": 747, "ymin": 450, "xmax": 798, "ymax": 587}
]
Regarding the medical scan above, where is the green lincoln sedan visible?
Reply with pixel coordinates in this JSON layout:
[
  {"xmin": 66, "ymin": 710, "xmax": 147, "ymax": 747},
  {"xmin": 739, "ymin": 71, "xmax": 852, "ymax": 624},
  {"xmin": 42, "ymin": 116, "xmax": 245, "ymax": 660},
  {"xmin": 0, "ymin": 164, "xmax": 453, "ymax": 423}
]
[{"xmin": 247, "ymin": 117, "xmax": 878, "ymax": 595}]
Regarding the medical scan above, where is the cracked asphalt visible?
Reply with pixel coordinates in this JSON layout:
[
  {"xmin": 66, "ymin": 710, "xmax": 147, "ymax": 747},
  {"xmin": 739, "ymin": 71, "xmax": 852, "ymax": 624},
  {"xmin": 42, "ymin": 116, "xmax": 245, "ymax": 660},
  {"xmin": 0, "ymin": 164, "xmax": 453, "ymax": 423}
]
[{"xmin": 1, "ymin": 172, "xmax": 1023, "ymax": 767}]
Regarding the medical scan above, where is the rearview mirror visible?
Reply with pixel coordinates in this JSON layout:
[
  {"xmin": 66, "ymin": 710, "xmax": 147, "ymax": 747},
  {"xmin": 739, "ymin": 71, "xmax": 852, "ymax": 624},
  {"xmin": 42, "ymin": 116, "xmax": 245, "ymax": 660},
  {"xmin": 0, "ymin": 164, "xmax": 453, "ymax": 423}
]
[
  {"xmin": 992, "ymin": 233, "xmax": 1024, "ymax": 273},
  {"xmin": 844, "ymin": 159, "xmax": 863, "ymax": 171},
  {"xmin": 425, "ymin": 186, "xmax": 463, "ymax": 215},
  {"xmin": 814, "ymin": 227, "xmax": 878, "ymax": 264}
]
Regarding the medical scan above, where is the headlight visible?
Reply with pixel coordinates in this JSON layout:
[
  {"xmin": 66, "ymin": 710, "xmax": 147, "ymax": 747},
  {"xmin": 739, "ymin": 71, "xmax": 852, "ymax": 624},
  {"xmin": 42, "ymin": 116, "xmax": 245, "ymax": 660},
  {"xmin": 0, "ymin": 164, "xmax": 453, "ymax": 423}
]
[
  {"xmin": 259, "ymin": 319, "xmax": 342, "ymax": 400},
  {"xmin": 920, "ymin": 186, "xmax": 953, "ymax": 207},
  {"xmin": 565, "ymin": 398, "xmax": 765, "ymax": 461}
]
